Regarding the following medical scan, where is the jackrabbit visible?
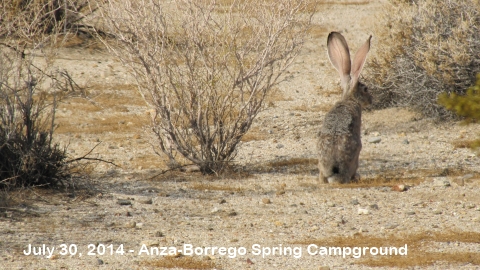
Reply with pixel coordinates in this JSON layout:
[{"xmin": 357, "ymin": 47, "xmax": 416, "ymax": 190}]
[{"xmin": 318, "ymin": 32, "xmax": 372, "ymax": 184}]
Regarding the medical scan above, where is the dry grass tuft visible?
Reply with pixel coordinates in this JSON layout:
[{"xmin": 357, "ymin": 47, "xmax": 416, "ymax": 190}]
[
  {"xmin": 142, "ymin": 256, "xmax": 218, "ymax": 269},
  {"xmin": 327, "ymin": 167, "xmax": 480, "ymax": 189},
  {"xmin": 251, "ymin": 157, "xmax": 318, "ymax": 174},
  {"xmin": 241, "ymin": 126, "xmax": 269, "ymax": 142},
  {"xmin": 366, "ymin": 0, "xmax": 480, "ymax": 119},
  {"xmin": 294, "ymin": 231, "xmax": 480, "ymax": 267},
  {"xmin": 189, "ymin": 182, "xmax": 245, "ymax": 192},
  {"xmin": 293, "ymin": 102, "xmax": 333, "ymax": 112},
  {"xmin": 307, "ymin": 24, "xmax": 329, "ymax": 39},
  {"xmin": 267, "ymin": 158, "xmax": 317, "ymax": 168},
  {"xmin": 452, "ymin": 139, "xmax": 480, "ymax": 149},
  {"xmin": 318, "ymin": 1, "xmax": 371, "ymax": 5}
]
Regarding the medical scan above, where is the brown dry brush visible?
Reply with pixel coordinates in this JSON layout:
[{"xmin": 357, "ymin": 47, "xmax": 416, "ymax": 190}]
[
  {"xmin": 0, "ymin": 2, "xmax": 87, "ymax": 189},
  {"xmin": 365, "ymin": 0, "xmax": 480, "ymax": 119},
  {"xmin": 1, "ymin": 0, "xmax": 95, "ymax": 38},
  {"xmin": 98, "ymin": 0, "xmax": 314, "ymax": 174},
  {"xmin": 0, "ymin": 48, "xmax": 72, "ymax": 188}
]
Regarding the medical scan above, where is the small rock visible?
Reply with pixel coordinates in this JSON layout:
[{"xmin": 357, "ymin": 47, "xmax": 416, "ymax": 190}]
[
  {"xmin": 97, "ymin": 259, "xmax": 104, "ymax": 265},
  {"xmin": 351, "ymin": 199, "xmax": 359, "ymax": 205},
  {"xmin": 310, "ymin": 226, "xmax": 319, "ymax": 232},
  {"xmin": 274, "ymin": 221, "xmax": 284, "ymax": 227},
  {"xmin": 155, "ymin": 231, "xmax": 164, "ymax": 237},
  {"xmin": 262, "ymin": 198, "xmax": 272, "ymax": 204},
  {"xmin": 433, "ymin": 209, "xmax": 443, "ymax": 215},
  {"xmin": 327, "ymin": 202, "xmax": 336, "ymax": 207},
  {"xmin": 358, "ymin": 208, "xmax": 370, "ymax": 215},
  {"xmin": 141, "ymin": 240, "xmax": 159, "ymax": 247},
  {"xmin": 406, "ymin": 211, "xmax": 416, "ymax": 215},
  {"xmin": 466, "ymin": 204, "xmax": 476, "ymax": 209},
  {"xmin": 276, "ymin": 190, "xmax": 286, "ymax": 195},
  {"xmin": 392, "ymin": 184, "xmax": 406, "ymax": 192},
  {"xmin": 402, "ymin": 139, "xmax": 410, "ymax": 144},
  {"xmin": 126, "ymin": 221, "xmax": 137, "ymax": 228},
  {"xmin": 383, "ymin": 224, "xmax": 399, "ymax": 230},
  {"xmin": 211, "ymin": 207, "xmax": 221, "ymax": 213},
  {"xmin": 276, "ymin": 144, "xmax": 284, "ymax": 149},
  {"xmin": 227, "ymin": 210, "xmax": 237, "ymax": 217},
  {"xmin": 117, "ymin": 199, "xmax": 132, "ymax": 206},
  {"xmin": 358, "ymin": 227, "xmax": 368, "ymax": 233},
  {"xmin": 219, "ymin": 199, "xmax": 227, "ymax": 204},
  {"xmin": 433, "ymin": 177, "xmax": 450, "ymax": 187},
  {"xmin": 330, "ymin": 222, "xmax": 339, "ymax": 227},
  {"xmin": 369, "ymin": 204, "xmax": 379, "ymax": 210},
  {"xmin": 368, "ymin": 137, "xmax": 382, "ymax": 144},
  {"xmin": 182, "ymin": 165, "xmax": 201, "ymax": 173},
  {"xmin": 139, "ymin": 198, "xmax": 153, "ymax": 204},
  {"xmin": 105, "ymin": 222, "xmax": 115, "ymax": 227}
]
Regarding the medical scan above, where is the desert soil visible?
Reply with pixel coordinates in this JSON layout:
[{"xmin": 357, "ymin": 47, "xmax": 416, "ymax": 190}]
[{"xmin": 1, "ymin": 0, "xmax": 480, "ymax": 269}]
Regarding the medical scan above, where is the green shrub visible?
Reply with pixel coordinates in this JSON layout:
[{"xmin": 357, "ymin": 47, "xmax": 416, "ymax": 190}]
[
  {"xmin": 438, "ymin": 74, "xmax": 480, "ymax": 122},
  {"xmin": 438, "ymin": 74, "xmax": 480, "ymax": 149},
  {"xmin": 365, "ymin": 0, "xmax": 480, "ymax": 119}
]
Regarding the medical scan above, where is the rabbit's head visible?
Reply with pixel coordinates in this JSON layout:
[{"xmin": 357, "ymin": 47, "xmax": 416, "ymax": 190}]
[{"xmin": 327, "ymin": 32, "xmax": 372, "ymax": 108}]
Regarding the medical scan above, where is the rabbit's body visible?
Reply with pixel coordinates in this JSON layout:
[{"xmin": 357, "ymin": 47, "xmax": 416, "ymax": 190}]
[
  {"xmin": 318, "ymin": 32, "xmax": 372, "ymax": 184},
  {"xmin": 318, "ymin": 93, "xmax": 363, "ymax": 184}
]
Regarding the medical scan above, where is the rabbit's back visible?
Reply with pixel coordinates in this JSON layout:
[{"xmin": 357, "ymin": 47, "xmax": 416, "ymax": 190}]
[{"xmin": 320, "ymin": 99, "xmax": 362, "ymax": 137}]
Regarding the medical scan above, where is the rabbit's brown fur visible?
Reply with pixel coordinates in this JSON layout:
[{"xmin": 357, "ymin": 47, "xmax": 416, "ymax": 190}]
[{"xmin": 318, "ymin": 32, "xmax": 372, "ymax": 184}]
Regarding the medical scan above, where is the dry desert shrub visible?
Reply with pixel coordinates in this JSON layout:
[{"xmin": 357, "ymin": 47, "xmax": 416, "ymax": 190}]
[
  {"xmin": 0, "ymin": 49, "xmax": 72, "ymax": 188},
  {"xmin": 0, "ymin": 0, "xmax": 96, "ymax": 39},
  {"xmin": 365, "ymin": 0, "xmax": 480, "ymax": 119},
  {"xmin": 0, "ymin": 2, "xmax": 83, "ymax": 189},
  {"xmin": 98, "ymin": 0, "xmax": 314, "ymax": 174}
]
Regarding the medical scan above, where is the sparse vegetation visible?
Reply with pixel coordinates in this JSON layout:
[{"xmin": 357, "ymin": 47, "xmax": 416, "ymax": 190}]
[
  {"xmin": 0, "ymin": 47, "xmax": 73, "ymax": 188},
  {"xmin": 98, "ymin": 0, "xmax": 314, "ymax": 174},
  {"xmin": 1, "ymin": 0, "xmax": 96, "ymax": 39},
  {"xmin": 439, "ymin": 75, "xmax": 480, "ymax": 120},
  {"xmin": 438, "ymin": 74, "xmax": 480, "ymax": 148},
  {"xmin": 0, "ymin": 1, "xmax": 83, "ymax": 189},
  {"xmin": 142, "ymin": 256, "xmax": 218, "ymax": 269},
  {"xmin": 295, "ymin": 231, "xmax": 480, "ymax": 267},
  {"xmin": 366, "ymin": 0, "xmax": 480, "ymax": 118}
]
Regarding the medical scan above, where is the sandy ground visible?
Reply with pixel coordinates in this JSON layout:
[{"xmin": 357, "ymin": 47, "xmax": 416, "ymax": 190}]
[{"xmin": 1, "ymin": 0, "xmax": 480, "ymax": 269}]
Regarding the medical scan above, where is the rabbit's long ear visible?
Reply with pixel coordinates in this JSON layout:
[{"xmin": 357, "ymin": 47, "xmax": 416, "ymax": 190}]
[
  {"xmin": 351, "ymin": 35, "xmax": 372, "ymax": 85},
  {"xmin": 327, "ymin": 32, "xmax": 351, "ymax": 93}
]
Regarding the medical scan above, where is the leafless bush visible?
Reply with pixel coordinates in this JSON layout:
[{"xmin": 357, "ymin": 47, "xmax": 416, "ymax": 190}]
[
  {"xmin": 0, "ymin": 50, "xmax": 74, "ymax": 188},
  {"xmin": 1, "ymin": 0, "xmax": 100, "ymax": 40},
  {"xmin": 0, "ymin": 4, "xmax": 82, "ymax": 189},
  {"xmin": 365, "ymin": 0, "xmax": 480, "ymax": 119},
  {"xmin": 98, "ymin": 0, "xmax": 313, "ymax": 173}
]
